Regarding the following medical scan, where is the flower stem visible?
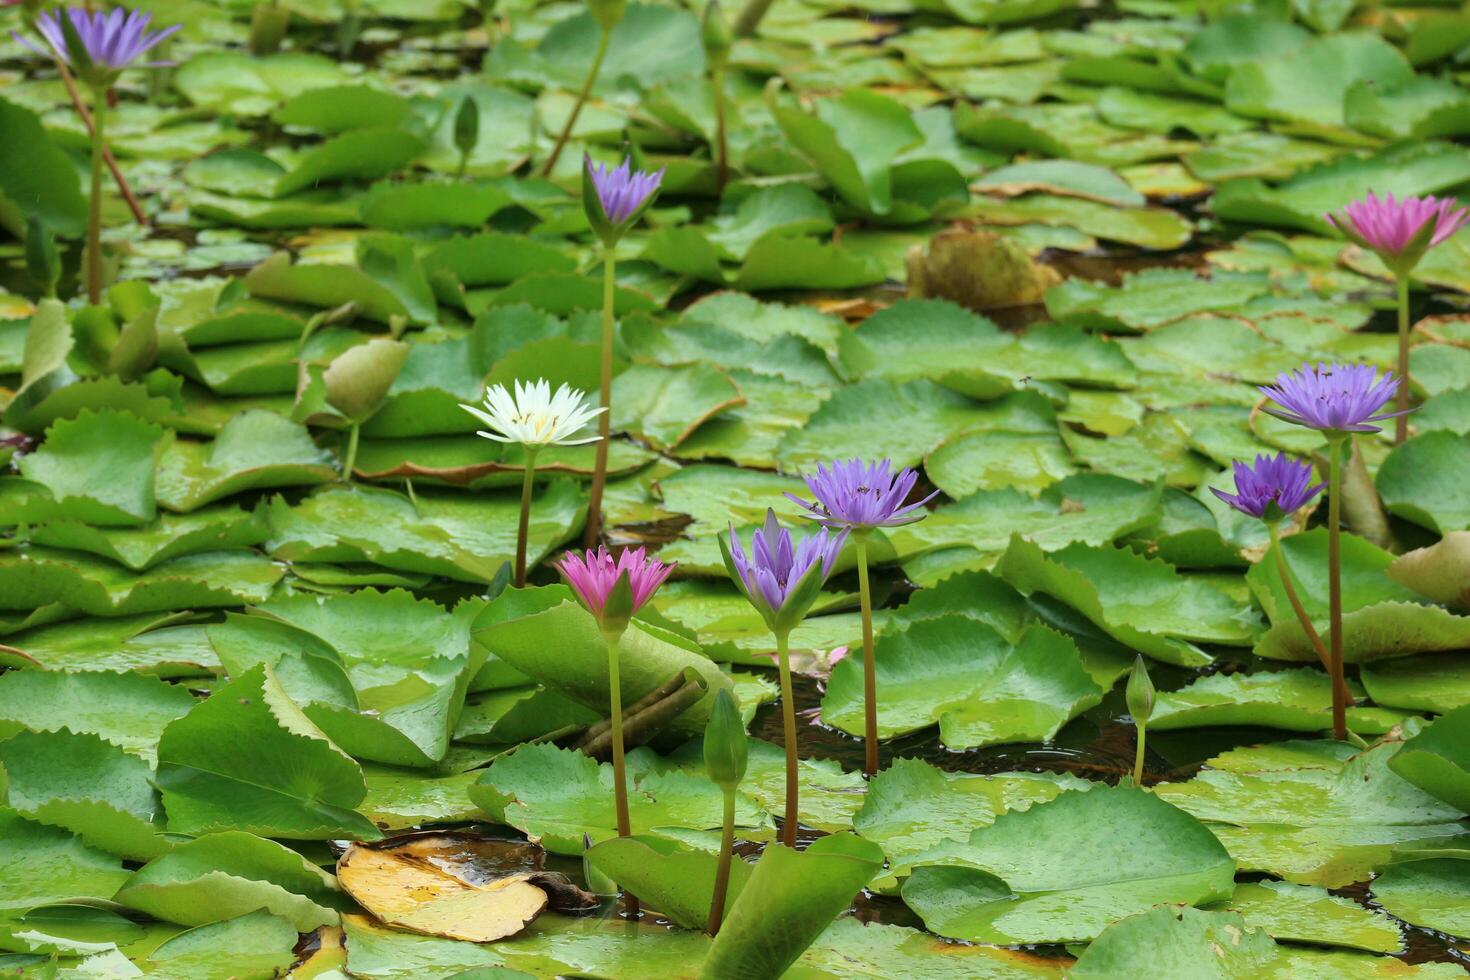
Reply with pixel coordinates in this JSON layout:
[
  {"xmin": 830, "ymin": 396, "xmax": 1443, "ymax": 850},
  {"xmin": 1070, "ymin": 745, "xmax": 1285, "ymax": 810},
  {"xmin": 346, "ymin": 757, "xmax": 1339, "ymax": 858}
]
[
  {"xmin": 1394, "ymin": 273, "xmax": 1411, "ymax": 445},
  {"xmin": 54, "ymin": 59, "xmax": 144, "ymax": 226},
  {"xmin": 733, "ymin": 0, "xmax": 775, "ymax": 36},
  {"xmin": 85, "ymin": 87, "xmax": 108, "ymax": 305},
  {"xmin": 1132, "ymin": 720, "xmax": 1146, "ymax": 786},
  {"xmin": 340, "ymin": 422, "xmax": 360, "ymax": 481},
  {"xmin": 583, "ymin": 248, "xmax": 616, "ymax": 548},
  {"xmin": 707, "ymin": 787, "xmax": 737, "ymax": 935},
  {"xmin": 542, "ymin": 27, "xmax": 611, "ymax": 176},
  {"xmin": 1325, "ymin": 435, "xmax": 1348, "ymax": 741},
  {"xmin": 854, "ymin": 534, "xmax": 878, "ymax": 777},
  {"xmin": 712, "ymin": 64, "xmax": 728, "ymax": 192},
  {"xmin": 1269, "ymin": 521, "xmax": 1352, "ymax": 709},
  {"xmin": 606, "ymin": 632, "xmax": 637, "ymax": 915},
  {"xmin": 774, "ymin": 628, "xmax": 798, "ymax": 848},
  {"xmin": 515, "ymin": 449, "xmax": 537, "ymax": 588}
]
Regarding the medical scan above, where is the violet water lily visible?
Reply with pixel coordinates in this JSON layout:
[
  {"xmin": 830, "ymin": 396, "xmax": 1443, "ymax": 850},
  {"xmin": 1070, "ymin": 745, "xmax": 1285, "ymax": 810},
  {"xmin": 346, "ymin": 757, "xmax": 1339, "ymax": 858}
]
[
  {"xmin": 1258, "ymin": 364, "xmax": 1402, "ymax": 741},
  {"xmin": 1212, "ymin": 453, "xmax": 1350, "ymax": 714},
  {"xmin": 580, "ymin": 157, "xmax": 663, "ymax": 548},
  {"xmin": 556, "ymin": 545, "xmax": 673, "ymax": 902},
  {"xmin": 461, "ymin": 380, "xmax": 604, "ymax": 588},
  {"xmin": 1327, "ymin": 192, "xmax": 1469, "ymax": 443},
  {"xmin": 720, "ymin": 510, "xmax": 846, "ymax": 845},
  {"xmin": 15, "ymin": 8, "xmax": 178, "ymax": 304},
  {"xmin": 788, "ymin": 458, "xmax": 936, "ymax": 775}
]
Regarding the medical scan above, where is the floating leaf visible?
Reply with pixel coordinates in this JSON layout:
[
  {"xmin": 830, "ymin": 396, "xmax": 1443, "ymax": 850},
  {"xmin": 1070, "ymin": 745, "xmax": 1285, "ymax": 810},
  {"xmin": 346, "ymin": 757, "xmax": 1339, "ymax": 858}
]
[
  {"xmin": 1150, "ymin": 668, "xmax": 1410, "ymax": 736},
  {"xmin": 1389, "ymin": 707, "xmax": 1470, "ymax": 813},
  {"xmin": 18, "ymin": 410, "xmax": 163, "ymax": 527},
  {"xmin": 1377, "ymin": 431, "xmax": 1470, "ymax": 534},
  {"xmin": 903, "ymin": 786, "xmax": 1236, "ymax": 943},
  {"xmin": 1223, "ymin": 879, "xmax": 1404, "ymax": 953},
  {"xmin": 0, "ymin": 669, "xmax": 195, "ymax": 759},
  {"xmin": 1370, "ymin": 858, "xmax": 1470, "ymax": 939}
]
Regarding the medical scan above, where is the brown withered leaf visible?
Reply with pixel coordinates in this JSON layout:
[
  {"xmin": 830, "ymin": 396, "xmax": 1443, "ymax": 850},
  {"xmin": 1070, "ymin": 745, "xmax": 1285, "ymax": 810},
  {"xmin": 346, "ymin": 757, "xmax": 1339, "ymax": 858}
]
[{"xmin": 906, "ymin": 226, "xmax": 1060, "ymax": 311}]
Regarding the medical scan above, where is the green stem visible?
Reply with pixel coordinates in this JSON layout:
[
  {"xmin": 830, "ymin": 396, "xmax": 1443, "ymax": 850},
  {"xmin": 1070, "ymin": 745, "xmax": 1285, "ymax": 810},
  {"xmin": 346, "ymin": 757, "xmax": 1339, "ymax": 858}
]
[
  {"xmin": 456, "ymin": 151, "xmax": 469, "ymax": 180},
  {"xmin": 854, "ymin": 534, "xmax": 878, "ymax": 777},
  {"xmin": 775, "ymin": 628, "xmax": 797, "ymax": 848},
  {"xmin": 1132, "ymin": 721, "xmax": 1146, "ymax": 786},
  {"xmin": 606, "ymin": 633, "xmax": 631, "ymax": 839},
  {"xmin": 707, "ymin": 787, "xmax": 737, "ymax": 934},
  {"xmin": 1269, "ymin": 521, "xmax": 1351, "ymax": 709},
  {"xmin": 85, "ymin": 87, "xmax": 108, "ymax": 305},
  {"xmin": 515, "ymin": 449, "xmax": 537, "ymax": 588},
  {"xmin": 542, "ymin": 27, "xmax": 611, "ymax": 176},
  {"xmin": 1325, "ymin": 436, "xmax": 1348, "ymax": 741},
  {"xmin": 1395, "ymin": 273, "xmax": 1411, "ymax": 445},
  {"xmin": 341, "ymin": 422, "xmax": 360, "ymax": 481},
  {"xmin": 583, "ymin": 249, "xmax": 616, "ymax": 548},
  {"xmin": 712, "ymin": 64, "xmax": 728, "ymax": 192},
  {"xmin": 732, "ymin": 0, "xmax": 775, "ymax": 36}
]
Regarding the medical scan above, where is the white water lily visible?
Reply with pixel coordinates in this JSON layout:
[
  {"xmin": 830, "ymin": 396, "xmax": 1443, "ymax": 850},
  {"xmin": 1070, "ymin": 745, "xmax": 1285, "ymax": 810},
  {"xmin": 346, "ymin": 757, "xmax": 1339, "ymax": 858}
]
[{"xmin": 460, "ymin": 379, "xmax": 605, "ymax": 448}]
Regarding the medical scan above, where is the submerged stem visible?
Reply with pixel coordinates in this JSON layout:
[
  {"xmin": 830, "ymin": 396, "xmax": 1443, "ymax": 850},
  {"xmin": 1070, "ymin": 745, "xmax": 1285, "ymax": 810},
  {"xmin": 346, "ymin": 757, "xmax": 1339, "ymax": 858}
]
[
  {"xmin": 1325, "ymin": 436, "xmax": 1348, "ymax": 741},
  {"xmin": 707, "ymin": 788, "xmax": 737, "ymax": 935},
  {"xmin": 583, "ymin": 249, "xmax": 616, "ymax": 548},
  {"xmin": 1269, "ymin": 521, "xmax": 1352, "ymax": 709},
  {"xmin": 542, "ymin": 27, "xmax": 611, "ymax": 176},
  {"xmin": 854, "ymin": 534, "xmax": 878, "ymax": 777},
  {"xmin": 1395, "ymin": 273, "xmax": 1411, "ymax": 445},
  {"xmin": 85, "ymin": 87, "xmax": 108, "ymax": 305},
  {"xmin": 775, "ymin": 628, "xmax": 798, "ymax": 849}
]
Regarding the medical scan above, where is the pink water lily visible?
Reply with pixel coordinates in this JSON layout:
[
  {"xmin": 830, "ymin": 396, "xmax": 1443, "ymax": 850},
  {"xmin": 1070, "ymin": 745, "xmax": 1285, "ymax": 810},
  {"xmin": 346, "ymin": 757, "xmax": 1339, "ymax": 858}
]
[
  {"xmin": 556, "ymin": 545, "xmax": 673, "ymax": 624},
  {"xmin": 1326, "ymin": 192, "xmax": 1469, "ymax": 267}
]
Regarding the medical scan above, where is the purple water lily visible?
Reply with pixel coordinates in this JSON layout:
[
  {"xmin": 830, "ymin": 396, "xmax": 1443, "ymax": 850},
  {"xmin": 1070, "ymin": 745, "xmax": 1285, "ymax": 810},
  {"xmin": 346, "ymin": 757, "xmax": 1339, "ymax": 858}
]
[
  {"xmin": 1327, "ymin": 192, "xmax": 1469, "ymax": 263},
  {"xmin": 1257, "ymin": 362, "xmax": 1406, "ymax": 434},
  {"xmin": 727, "ymin": 510, "xmax": 847, "ymax": 622},
  {"xmin": 1211, "ymin": 453, "xmax": 1324, "ymax": 522},
  {"xmin": 17, "ymin": 8, "xmax": 179, "ymax": 79},
  {"xmin": 586, "ymin": 156, "xmax": 664, "ymax": 224},
  {"xmin": 786, "ymin": 458, "xmax": 938, "ymax": 531}
]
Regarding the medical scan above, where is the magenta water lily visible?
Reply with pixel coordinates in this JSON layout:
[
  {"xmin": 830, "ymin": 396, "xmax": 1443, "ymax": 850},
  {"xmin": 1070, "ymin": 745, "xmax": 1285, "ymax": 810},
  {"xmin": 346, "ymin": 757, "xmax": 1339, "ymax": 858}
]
[
  {"xmin": 557, "ymin": 545, "xmax": 674, "ymax": 639},
  {"xmin": 1211, "ymin": 453, "xmax": 1324, "ymax": 523},
  {"xmin": 1326, "ymin": 192, "xmax": 1468, "ymax": 274},
  {"xmin": 18, "ymin": 8, "xmax": 179, "ymax": 85},
  {"xmin": 1257, "ymin": 362, "xmax": 1404, "ymax": 435},
  {"xmin": 786, "ymin": 458, "xmax": 938, "ymax": 531}
]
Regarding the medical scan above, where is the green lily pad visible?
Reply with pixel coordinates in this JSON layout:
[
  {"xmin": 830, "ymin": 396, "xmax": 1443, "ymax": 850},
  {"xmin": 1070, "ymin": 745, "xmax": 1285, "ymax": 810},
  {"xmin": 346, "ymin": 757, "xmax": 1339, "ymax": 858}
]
[
  {"xmin": 1361, "ymin": 654, "xmax": 1470, "ymax": 714},
  {"xmin": 0, "ymin": 669, "xmax": 195, "ymax": 759},
  {"xmin": 1370, "ymin": 857, "xmax": 1470, "ymax": 939},
  {"xmin": 0, "ymin": 729, "xmax": 170, "ymax": 861},
  {"xmin": 1388, "ymin": 707, "xmax": 1470, "ymax": 813},
  {"xmin": 997, "ymin": 536, "xmax": 1259, "ymax": 667},
  {"xmin": 1224, "ymin": 34, "xmax": 1413, "ymax": 132},
  {"xmin": 1223, "ymin": 879, "xmax": 1403, "ymax": 953},
  {"xmin": 115, "ymin": 831, "xmax": 344, "ymax": 932},
  {"xmin": 18, "ymin": 410, "xmax": 163, "ymax": 527},
  {"xmin": 585, "ymin": 835, "xmax": 753, "ymax": 930},
  {"xmin": 702, "ymin": 834, "xmax": 885, "ymax": 979},
  {"xmin": 140, "ymin": 909, "xmax": 299, "ymax": 980},
  {"xmin": 0, "ymin": 811, "xmax": 130, "ymax": 912},
  {"xmin": 1248, "ymin": 528, "xmax": 1470, "ymax": 663},
  {"xmin": 30, "ymin": 505, "xmax": 269, "ymax": 571},
  {"xmin": 1150, "ymin": 669, "xmax": 1411, "ymax": 736},
  {"xmin": 0, "ymin": 548, "xmax": 283, "ymax": 618},
  {"xmin": 1377, "ymin": 431, "xmax": 1470, "ymax": 534},
  {"xmin": 1068, "ymin": 906, "xmax": 1276, "ymax": 978},
  {"xmin": 358, "ymin": 766, "xmax": 484, "ymax": 832},
  {"xmin": 611, "ymin": 363, "xmax": 746, "ymax": 451},
  {"xmin": 468, "ymin": 742, "xmax": 767, "ymax": 855},
  {"xmin": 155, "ymin": 663, "xmax": 380, "ymax": 841},
  {"xmin": 853, "ymin": 758, "xmax": 1092, "ymax": 890},
  {"xmin": 156, "ymin": 410, "xmax": 337, "ymax": 512},
  {"xmin": 174, "ymin": 52, "xmax": 350, "ymax": 116},
  {"xmin": 822, "ymin": 618, "xmax": 1103, "ymax": 748},
  {"xmin": 1045, "ymin": 268, "xmax": 1272, "ymax": 333},
  {"xmin": 903, "ymin": 785, "xmax": 1236, "ymax": 943},
  {"xmin": 1154, "ymin": 739, "xmax": 1467, "ymax": 887}
]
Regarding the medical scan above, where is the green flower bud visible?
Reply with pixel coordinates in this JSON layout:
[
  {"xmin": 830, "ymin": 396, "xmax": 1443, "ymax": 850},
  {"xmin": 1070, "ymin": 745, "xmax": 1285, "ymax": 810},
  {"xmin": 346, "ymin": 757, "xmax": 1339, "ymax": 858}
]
[
  {"xmin": 453, "ymin": 96, "xmax": 479, "ymax": 158},
  {"xmin": 586, "ymin": 0, "xmax": 627, "ymax": 33},
  {"xmin": 1126, "ymin": 655, "xmax": 1155, "ymax": 725},
  {"xmin": 703, "ymin": 689, "xmax": 748, "ymax": 791},
  {"xmin": 323, "ymin": 338, "xmax": 409, "ymax": 423},
  {"xmin": 701, "ymin": 1, "xmax": 733, "ymax": 67}
]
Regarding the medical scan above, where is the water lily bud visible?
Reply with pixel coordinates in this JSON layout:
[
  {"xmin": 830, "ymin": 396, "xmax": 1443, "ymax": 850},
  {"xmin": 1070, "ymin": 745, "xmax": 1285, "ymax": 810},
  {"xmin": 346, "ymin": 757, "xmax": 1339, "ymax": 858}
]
[
  {"xmin": 453, "ymin": 96, "xmax": 480, "ymax": 158},
  {"xmin": 323, "ymin": 338, "xmax": 410, "ymax": 423},
  {"xmin": 24, "ymin": 216, "xmax": 59, "ymax": 298},
  {"xmin": 702, "ymin": 1, "xmax": 733, "ymax": 68},
  {"xmin": 703, "ymin": 689, "xmax": 748, "ymax": 791},
  {"xmin": 249, "ymin": 2, "xmax": 292, "ymax": 56},
  {"xmin": 1126, "ymin": 655, "xmax": 1155, "ymax": 725},
  {"xmin": 586, "ymin": 0, "xmax": 627, "ymax": 32}
]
